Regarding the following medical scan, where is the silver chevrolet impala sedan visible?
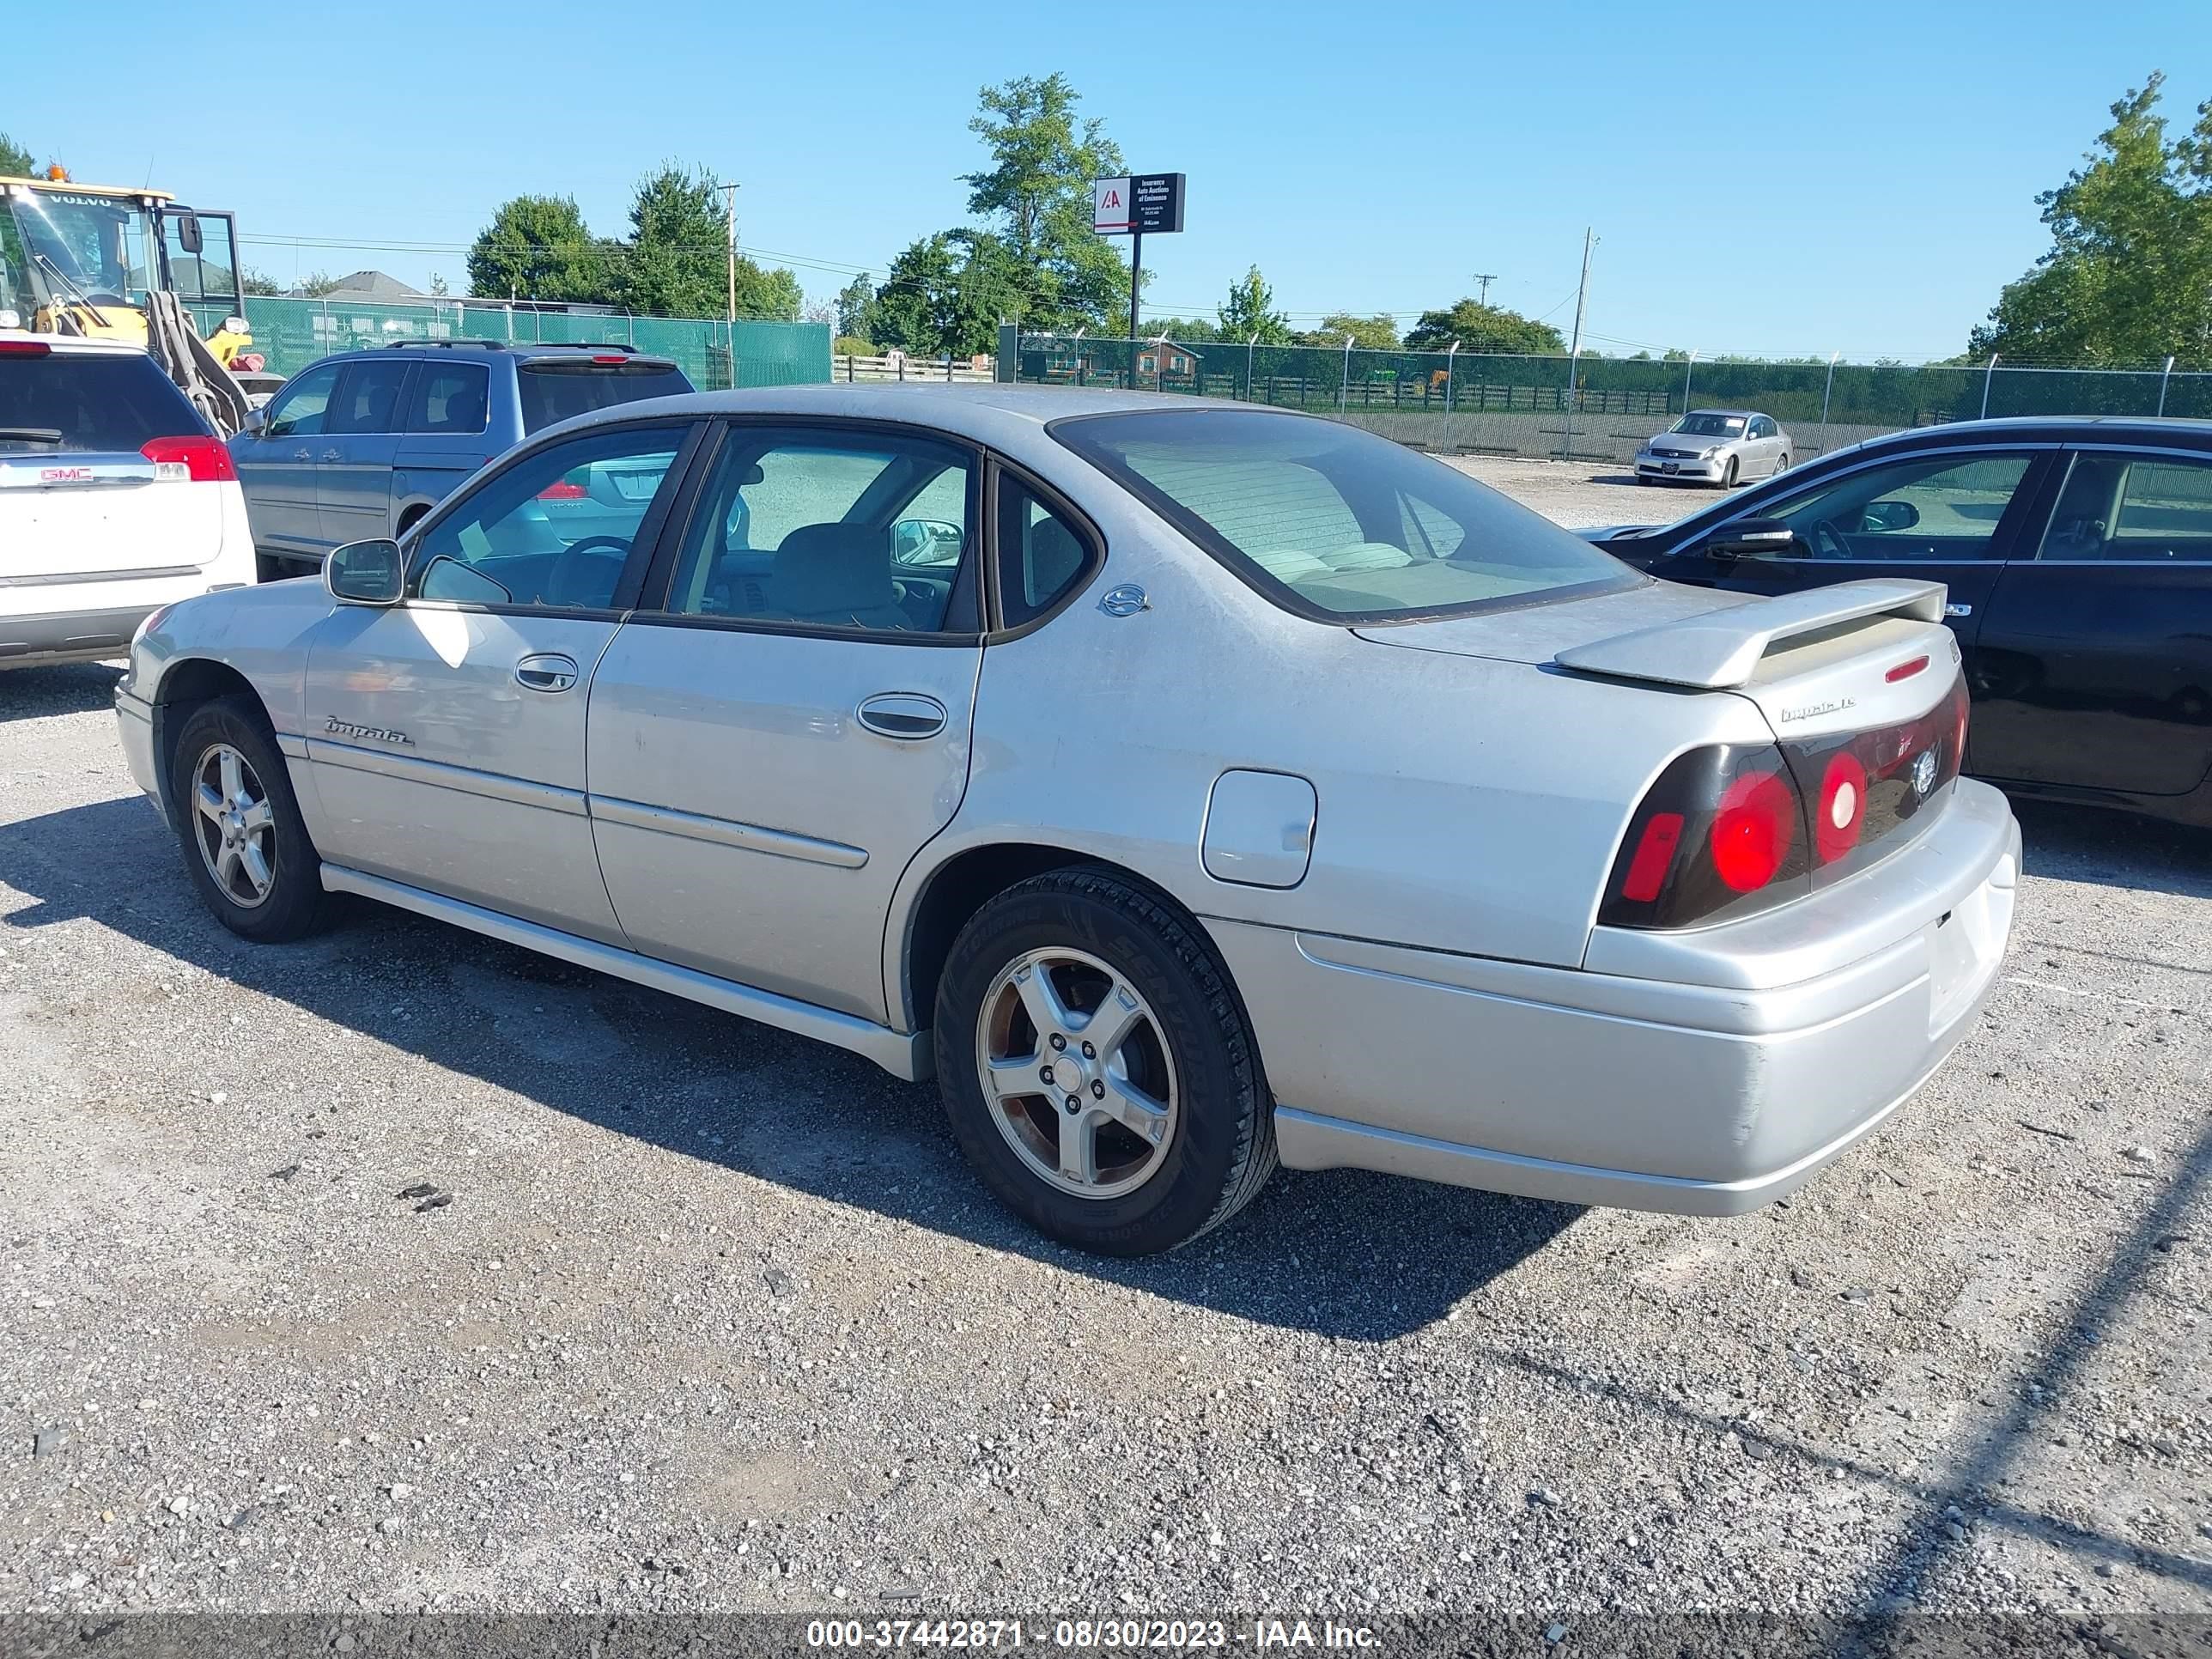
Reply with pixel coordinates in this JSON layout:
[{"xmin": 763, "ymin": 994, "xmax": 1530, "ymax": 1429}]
[{"xmin": 115, "ymin": 386, "xmax": 2019, "ymax": 1255}]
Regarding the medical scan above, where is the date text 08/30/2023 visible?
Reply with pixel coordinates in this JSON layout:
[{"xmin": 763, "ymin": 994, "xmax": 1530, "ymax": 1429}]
[{"xmin": 806, "ymin": 1620, "xmax": 1383, "ymax": 1650}]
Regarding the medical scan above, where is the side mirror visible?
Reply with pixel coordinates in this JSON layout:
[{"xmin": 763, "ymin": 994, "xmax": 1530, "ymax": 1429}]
[
  {"xmin": 1862, "ymin": 499, "xmax": 1920, "ymax": 532},
  {"xmin": 176, "ymin": 214, "xmax": 204, "ymax": 256},
  {"xmin": 325, "ymin": 538, "xmax": 404, "ymax": 605},
  {"xmin": 1705, "ymin": 518, "xmax": 1796, "ymax": 560},
  {"xmin": 891, "ymin": 517, "xmax": 963, "ymax": 565},
  {"xmin": 242, "ymin": 407, "xmax": 267, "ymax": 435}
]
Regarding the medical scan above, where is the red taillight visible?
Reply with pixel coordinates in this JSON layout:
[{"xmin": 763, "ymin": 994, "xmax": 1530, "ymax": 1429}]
[
  {"xmin": 1711, "ymin": 769, "xmax": 1798, "ymax": 892},
  {"xmin": 1620, "ymin": 812, "xmax": 1685, "ymax": 902},
  {"xmin": 0, "ymin": 338, "xmax": 54, "ymax": 356},
  {"xmin": 1601, "ymin": 744, "xmax": 1813, "ymax": 930},
  {"xmin": 591, "ymin": 354, "xmax": 626, "ymax": 364},
  {"xmin": 1814, "ymin": 750, "xmax": 1869, "ymax": 864},
  {"xmin": 141, "ymin": 434, "xmax": 236, "ymax": 483},
  {"xmin": 537, "ymin": 479, "xmax": 588, "ymax": 500},
  {"xmin": 1884, "ymin": 654, "xmax": 1930, "ymax": 684}
]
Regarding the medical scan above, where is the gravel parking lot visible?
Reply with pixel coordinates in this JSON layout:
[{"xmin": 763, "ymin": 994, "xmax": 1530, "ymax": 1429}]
[{"xmin": 2, "ymin": 469, "xmax": 2207, "ymax": 1625}]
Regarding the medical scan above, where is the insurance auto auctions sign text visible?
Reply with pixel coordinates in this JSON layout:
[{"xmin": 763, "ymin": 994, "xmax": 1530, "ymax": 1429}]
[{"xmin": 1092, "ymin": 173, "xmax": 1185, "ymax": 236}]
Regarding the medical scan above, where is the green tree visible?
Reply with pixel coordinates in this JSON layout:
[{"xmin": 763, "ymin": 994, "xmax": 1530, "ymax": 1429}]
[
  {"xmin": 868, "ymin": 231, "xmax": 1022, "ymax": 357},
  {"xmin": 293, "ymin": 271, "xmax": 343, "ymax": 298},
  {"xmin": 961, "ymin": 72, "xmax": 1133, "ymax": 331},
  {"xmin": 1143, "ymin": 315, "xmax": 1218, "ymax": 343},
  {"xmin": 466, "ymin": 194, "xmax": 610, "ymax": 303},
  {"xmin": 0, "ymin": 131, "xmax": 33, "ymax": 176},
  {"xmin": 240, "ymin": 268, "xmax": 281, "ymax": 297},
  {"xmin": 616, "ymin": 165, "xmax": 800, "ymax": 319},
  {"xmin": 1970, "ymin": 71, "xmax": 2212, "ymax": 365},
  {"xmin": 1404, "ymin": 297, "xmax": 1565, "ymax": 354},
  {"xmin": 835, "ymin": 270, "xmax": 879, "ymax": 340},
  {"xmin": 1216, "ymin": 265, "xmax": 1291, "ymax": 343},
  {"xmin": 1296, "ymin": 312, "xmax": 1400, "ymax": 350}
]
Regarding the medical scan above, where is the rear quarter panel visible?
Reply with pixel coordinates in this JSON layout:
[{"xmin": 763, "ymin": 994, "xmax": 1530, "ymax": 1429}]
[{"xmin": 888, "ymin": 447, "xmax": 1773, "ymax": 1024}]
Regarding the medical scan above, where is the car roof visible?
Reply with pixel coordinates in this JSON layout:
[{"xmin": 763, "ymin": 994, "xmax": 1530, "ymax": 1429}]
[
  {"xmin": 1683, "ymin": 408, "xmax": 1762, "ymax": 419},
  {"xmin": 538, "ymin": 382, "xmax": 1330, "ymax": 447},
  {"xmin": 1843, "ymin": 415, "xmax": 2212, "ymax": 454},
  {"xmin": 1, "ymin": 333, "xmax": 149, "ymax": 356}
]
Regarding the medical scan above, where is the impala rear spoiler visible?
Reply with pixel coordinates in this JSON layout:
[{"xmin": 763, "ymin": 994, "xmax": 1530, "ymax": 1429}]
[{"xmin": 1553, "ymin": 580, "xmax": 1948, "ymax": 690}]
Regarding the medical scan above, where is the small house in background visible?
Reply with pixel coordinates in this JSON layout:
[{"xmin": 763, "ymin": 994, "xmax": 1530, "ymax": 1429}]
[
  {"xmin": 304, "ymin": 270, "xmax": 425, "ymax": 303},
  {"xmin": 1139, "ymin": 341, "xmax": 1200, "ymax": 377}
]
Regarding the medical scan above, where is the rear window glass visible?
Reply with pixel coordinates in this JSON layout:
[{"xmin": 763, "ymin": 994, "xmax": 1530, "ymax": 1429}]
[
  {"xmin": 518, "ymin": 361, "xmax": 691, "ymax": 433},
  {"xmin": 1052, "ymin": 409, "xmax": 1634, "ymax": 623},
  {"xmin": 0, "ymin": 351, "xmax": 210, "ymax": 453}
]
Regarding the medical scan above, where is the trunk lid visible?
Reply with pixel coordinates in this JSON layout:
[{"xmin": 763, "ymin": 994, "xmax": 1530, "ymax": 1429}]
[
  {"xmin": 0, "ymin": 452, "xmax": 224, "ymax": 580},
  {"xmin": 1354, "ymin": 576, "xmax": 1957, "ymax": 743}
]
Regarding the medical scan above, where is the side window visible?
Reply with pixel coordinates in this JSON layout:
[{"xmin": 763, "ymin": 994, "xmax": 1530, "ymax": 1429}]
[
  {"xmin": 663, "ymin": 427, "xmax": 977, "ymax": 634},
  {"xmin": 403, "ymin": 362, "xmax": 490, "ymax": 434},
  {"xmin": 1759, "ymin": 453, "xmax": 2036, "ymax": 560},
  {"xmin": 262, "ymin": 363, "xmax": 341, "ymax": 438},
  {"xmin": 1751, "ymin": 416, "xmax": 1776, "ymax": 439},
  {"xmin": 996, "ymin": 476, "xmax": 1098, "ymax": 628},
  {"xmin": 325, "ymin": 362, "xmax": 411, "ymax": 435},
  {"xmin": 412, "ymin": 423, "xmax": 688, "ymax": 610},
  {"xmin": 2038, "ymin": 453, "xmax": 2212, "ymax": 563}
]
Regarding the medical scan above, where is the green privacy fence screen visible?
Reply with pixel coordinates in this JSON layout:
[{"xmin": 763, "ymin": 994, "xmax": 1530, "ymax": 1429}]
[
  {"xmin": 1005, "ymin": 331, "xmax": 2212, "ymax": 462},
  {"xmin": 213, "ymin": 297, "xmax": 831, "ymax": 390}
]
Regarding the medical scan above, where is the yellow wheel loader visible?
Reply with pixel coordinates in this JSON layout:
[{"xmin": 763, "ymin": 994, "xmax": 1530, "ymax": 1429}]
[{"xmin": 0, "ymin": 169, "xmax": 254, "ymax": 433}]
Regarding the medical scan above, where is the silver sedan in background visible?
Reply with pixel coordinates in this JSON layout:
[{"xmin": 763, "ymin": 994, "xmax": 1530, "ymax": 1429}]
[
  {"xmin": 1637, "ymin": 408, "xmax": 1791, "ymax": 487},
  {"xmin": 115, "ymin": 387, "xmax": 2013, "ymax": 1255}
]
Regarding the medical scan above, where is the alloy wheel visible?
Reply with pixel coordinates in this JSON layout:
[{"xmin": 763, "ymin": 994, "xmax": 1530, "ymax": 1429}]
[
  {"xmin": 976, "ymin": 946, "xmax": 1179, "ymax": 1200},
  {"xmin": 191, "ymin": 743, "xmax": 277, "ymax": 908}
]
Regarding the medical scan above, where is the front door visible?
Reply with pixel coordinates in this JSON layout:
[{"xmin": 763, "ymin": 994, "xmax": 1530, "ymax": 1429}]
[
  {"xmin": 233, "ymin": 360, "xmax": 341, "ymax": 556},
  {"xmin": 317, "ymin": 359, "xmax": 413, "ymax": 547},
  {"xmin": 586, "ymin": 421, "xmax": 985, "ymax": 1022},
  {"xmin": 1972, "ymin": 447, "xmax": 2212, "ymax": 797},
  {"xmin": 1644, "ymin": 447, "xmax": 2054, "ymax": 678},
  {"xmin": 301, "ymin": 418, "xmax": 700, "ymax": 944}
]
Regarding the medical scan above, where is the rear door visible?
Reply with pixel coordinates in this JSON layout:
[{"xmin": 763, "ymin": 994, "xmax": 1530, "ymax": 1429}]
[
  {"xmin": 0, "ymin": 343, "xmax": 227, "ymax": 586},
  {"xmin": 392, "ymin": 356, "xmax": 496, "ymax": 526},
  {"xmin": 316, "ymin": 358, "xmax": 413, "ymax": 548},
  {"xmin": 584, "ymin": 419, "xmax": 993, "ymax": 1022},
  {"xmin": 1970, "ymin": 446, "xmax": 2212, "ymax": 797},
  {"xmin": 1642, "ymin": 447, "xmax": 2054, "ymax": 669},
  {"xmin": 231, "ymin": 360, "xmax": 340, "ymax": 553}
]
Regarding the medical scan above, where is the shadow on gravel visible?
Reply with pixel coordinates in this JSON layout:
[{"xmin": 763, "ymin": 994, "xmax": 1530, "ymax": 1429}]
[
  {"xmin": 0, "ymin": 794, "xmax": 1578, "ymax": 1340},
  {"xmin": 0, "ymin": 662, "xmax": 123, "ymax": 720},
  {"xmin": 2011, "ymin": 799, "xmax": 2210, "ymax": 902}
]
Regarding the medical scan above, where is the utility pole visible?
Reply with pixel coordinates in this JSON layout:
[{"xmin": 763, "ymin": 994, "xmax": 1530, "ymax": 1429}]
[
  {"xmin": 1473, "ymin": 272, "xmax": 1498, "ymax": 307},
  {"xmin": 721, "ymin": 181, "xmax": 740, "ymax": 330},
  {"xmin": 1564, "ymin": 228, "xmax": 1595, "ymax": 404}
]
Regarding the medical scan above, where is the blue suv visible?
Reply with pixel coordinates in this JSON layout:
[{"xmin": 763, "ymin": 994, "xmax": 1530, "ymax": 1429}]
[{"xmin": 228, "ymin": 340, "xmax": 691, "ymax": 579}]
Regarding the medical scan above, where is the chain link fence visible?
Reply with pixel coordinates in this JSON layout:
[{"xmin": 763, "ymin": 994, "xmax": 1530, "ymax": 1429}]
[
  {"xmin": 1005, "ymin": 331, "xmax": 2212, "ymax": 464},
  {"xmin": 205, "ymin": 296, "xmax": 830, "ymax": 391}
]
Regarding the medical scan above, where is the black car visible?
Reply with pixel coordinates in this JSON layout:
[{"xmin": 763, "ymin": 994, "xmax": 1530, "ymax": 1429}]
[{"xmin": 1582, "ymin": 417, "xmax": 2212, "ymax": 830}]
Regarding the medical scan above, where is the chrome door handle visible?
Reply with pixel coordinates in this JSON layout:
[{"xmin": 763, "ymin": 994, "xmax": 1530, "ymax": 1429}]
[
  {"xmin": 856, "ymin": 691, "xmax": 948, "ymax": 739},
  {"xmin": 514, "ymin": 653, "xmax": 580, "ymax": 693}
]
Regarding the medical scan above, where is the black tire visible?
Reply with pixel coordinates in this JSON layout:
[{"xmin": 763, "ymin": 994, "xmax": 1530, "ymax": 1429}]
[
  {"xmin": 169, "ymin": 696, "xmax": 334, "ymax": 943},
  {"xmin": 934, "ymin": 867, "xmax": 1276, "ymax": 1255},
  {"xmin": 1723, "ymin": 456, "xmax": 1740, "ymax": 489},
  {"xmin": 1774, "ymin": 451, "xmax": 1790, "ymax": 476}
]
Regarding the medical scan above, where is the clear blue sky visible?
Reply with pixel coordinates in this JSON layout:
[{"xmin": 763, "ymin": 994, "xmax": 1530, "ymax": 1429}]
[{"xmin": 11, "ymin": 1, "xmax": 2205, "ymax": 361}]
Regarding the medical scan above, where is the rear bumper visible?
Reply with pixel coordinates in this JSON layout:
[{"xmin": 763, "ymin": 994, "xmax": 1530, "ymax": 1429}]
[
  {"xmin": 1211, "ymin": 780, "xmax": 2021, "ymax": 1215},
  {"xmin": 0, "ymin": 603, "xmax": 157, "ymax": 669}
]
